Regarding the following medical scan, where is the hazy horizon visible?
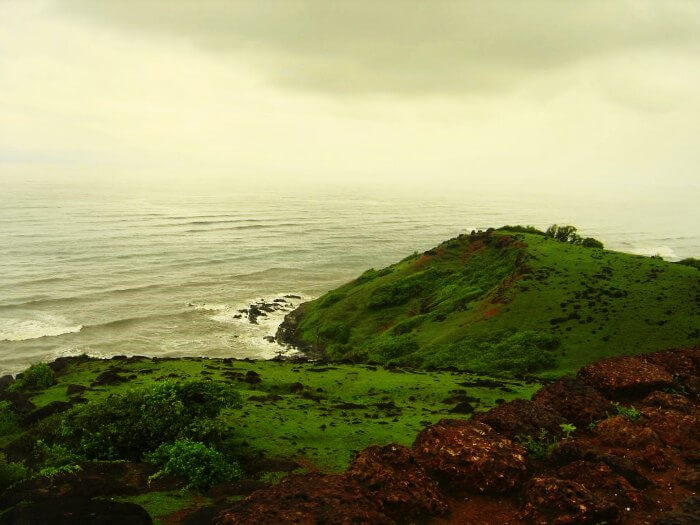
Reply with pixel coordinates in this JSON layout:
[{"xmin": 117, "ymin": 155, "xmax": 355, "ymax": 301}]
[{"xmin": 2, "ymin": 0, "xmax": 700, "ymax": 192}]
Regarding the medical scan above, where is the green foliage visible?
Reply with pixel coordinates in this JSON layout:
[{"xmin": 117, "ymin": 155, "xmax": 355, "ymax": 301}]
[
  {"xmin": 613, "ymin": 402, "xmax": 641, "ymax": 421},
  {"xmin": 517, "ymin": 428, "xmax": 557, "ymax": 460},
  {"xmin": 0, "ymin": 401, "xmax": 21, "ymax": 436},
  {"xmin": 497, "ymin": 225, "xmax": 545, "ymax": 235},
  {"xmin": 0, "ymin": 453, "xmax": 27, "ymax": 490},
  {"xmin": 559, "ymin": 423, "xmax": 576, "ymax": 439},
  {"xmin": 8, "ymin": 363, "xmax": 55, "ymax": 392},
  {"xmin": 366, "ymin": 334, "xmax": 419, "ymax": 362},
  {"xmin": 546, "ymin": 224, "xmax": 578, "ymax": 243},
  {"xmin": 318, "ymin": 321, "xmax": 351, "ymax": 344},
  {"xmin": 35, "ymin": 464, "xmax": 82, "ymax": 479},
  {"xmin": 368, "ymin": 269, "xmax": 441, "ymax": 309},
  {"xmin": 58, "ymin": 380, "xmax": 240, "ymax": 460},
  {"xmin": 356, "ymin": 267, "xmax": 392, "ymax": 284},
  {"xmin": 34, "ymin": 440, "xmax": 82, "ymax": 469},
  {"xmin": 581, "ymin": 237, "xmax": 604, "ymax": 249},
  {"xmin": 318, "ymin": 292, "xmax": 345, "ymax": 309},
  {"xmin": 147, "ymin": 439, "xmax": 242, "ymax": 491},
  {"xmin": 677, "ymin": 258, "xmax": 700, "ymax": 270}
]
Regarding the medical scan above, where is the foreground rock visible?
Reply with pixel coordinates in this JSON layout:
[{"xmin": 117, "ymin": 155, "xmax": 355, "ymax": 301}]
[
  {"xmin": 0, "ymin": 497, "xmax": 152, "ymax": 525},
  {"xmin": 412, "ymin": 419, "xmax": 528, "ymax": 493}
]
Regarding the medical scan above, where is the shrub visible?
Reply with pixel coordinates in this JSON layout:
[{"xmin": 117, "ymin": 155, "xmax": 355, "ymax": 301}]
[
  {"xmin": 517, "ymin": 429, "xmax": 557, "ymax": 460},
  {"xmin": 677, "ymin": 258, "xmax": 700, "ymax": 270},
  {"xmin": 0, "ymin": 453, "xmax": 27, "ymax": 491},
  {"xmin": 560, "ymin": 423, "xmax": 576, "ymax": 439},
  {"xmin": 318, "ymin": 292, "xmax": 345, "ymax": 309},
  {"xmin": 613, "ymin": 402, "xmax": 641, "ymax": 421},
  {"xmin": 0, "ymin": 401, "xmax": 21, "ymax": 436},
  {"xmin": 318, "ymin": 321, "xmax": 351, "ymax": 344},
  {"xmin": 581, "ymin": 237, "xmax": 604, "ymax": 249},
  {"xmin": 368, "ymin": 269, "xmax": 442, "ymax": 309},
  {"xmin": 59, "ymin": 380, "xmax": 241, "ymax": 460},
  {"xmin": 146, "ymin": 439, "xmax": 242, "ymax": 491},
  {"xmin": 9, "ymin": 363, "xmax": 55, "ymax": 392},
  {"xmin": 34, "ymin": 440, "xmax": 82, "ymax": 469},
  {"xmin": 497, "ymin": 225, "xmax": 545, "ymax": 235},
  {"xmin": 366, "ymin": 334, "xmax": 419, "ymax": 362},
  {"xmin": 546, "ymin": 224, "xmax": 578, "ymax": 243},
  {"xmin": 468, "ymin": 331, "xmax": 559, "ymax": 375}
]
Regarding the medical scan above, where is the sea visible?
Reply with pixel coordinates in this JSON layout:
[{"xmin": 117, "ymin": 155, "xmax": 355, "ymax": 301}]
[{"xmin": 1, "ymin": 177, "xmax": 698, "ymax": 374}]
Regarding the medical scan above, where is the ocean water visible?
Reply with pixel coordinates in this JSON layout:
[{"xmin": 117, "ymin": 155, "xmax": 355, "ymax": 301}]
[{"xmin": 0, "ymin": 179, "xmax": 698, "ymax": 374}]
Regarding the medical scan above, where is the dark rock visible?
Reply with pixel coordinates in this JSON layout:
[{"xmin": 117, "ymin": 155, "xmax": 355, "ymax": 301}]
[
  {"xmin": 0, "ymin": 497, "xmax": 152, "ymax": 525},
  {"xmin": 0, "ymin": 390, "xmax": 35, "ymax": 413},
  {"xmin": 413, "ymin": 419, "xmax": 528, "ymax": 493},
  {"xmin": 594, "ymin": 415, "xmax": 659, "ymax": 448},
  {"xmin": 519, "ymin": 477, "xmax": 620, "ymax": 525},
  {"xmin": 0, "ymin": 375, "xmax": 14, "ymax": 390},
  {"xmin": 244, "ymin": 371, "xmax": 261, "ymax": 384},
  {"xmin": 23, "ymin": 401, "xmax": 72, "ymax": 425},
  {"xmin": 66, "ymin": 384, "xmax": 87, "ymax": 396},
  {"xmin": 347, "ymin": 444, "xmax": 448, "ymax": 520},
  {"xmin": 472, "ymin": 398, "xmax": 564, "ymax": 439},
  {"xmin": 449, "ymin": 401, "xmax": 475, "ymax": 414},
  {"xmin": 92, "ymin": 370, "xmax": 129, "ymax": 387},
  {"xmin": 578, "ymin": 355, "xmax": 674, "ymax": 400},
  {"xmin": 642, "ymin": 391, "xmax": 693, "ymax": 413},
  {"xmin": 532, "ymin": 376, "xmax": 612, "ymax": 426},
  {"xmin": 214, "ymin": 473, "xmax": 390, "ymax": 524},
  {"xmin": 263, "ymin": 335, "xmax": 276, "ymax": 343},
  {"xmin": 289, "ymin": 382, "xmax": 304, "ymax": 393},
  {"xmin": 557, "ymin": 460, "xmax": 642, "ymax": 509}
]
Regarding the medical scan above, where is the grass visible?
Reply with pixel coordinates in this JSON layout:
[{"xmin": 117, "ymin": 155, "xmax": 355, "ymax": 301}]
[
  {"xmin": 288, "ymin": 229, "xmax": 699, "ymax": 376},
  {"xmin": 108, "ymin": 491, "xmax": 202, "ymax": 525},
  {"xmin": 22, "ymin": 356, "xmax": 538, "ymax": 472}
]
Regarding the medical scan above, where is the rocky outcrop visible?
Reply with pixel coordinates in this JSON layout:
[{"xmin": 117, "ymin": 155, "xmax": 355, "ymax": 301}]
[{"xmin": 214, "ymin": 347, "xmax": 700, "ymax": 524}]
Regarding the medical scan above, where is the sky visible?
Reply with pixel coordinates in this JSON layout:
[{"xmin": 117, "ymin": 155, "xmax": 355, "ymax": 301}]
[{"xmin": 1, "ymin": 0, "xmax": 699, "ymax": 190}]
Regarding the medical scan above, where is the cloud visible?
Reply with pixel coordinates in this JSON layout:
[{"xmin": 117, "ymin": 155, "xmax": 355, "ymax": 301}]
[{"xmin": 57, "ymin": 0, "xmax": 700, "ymax": 95}]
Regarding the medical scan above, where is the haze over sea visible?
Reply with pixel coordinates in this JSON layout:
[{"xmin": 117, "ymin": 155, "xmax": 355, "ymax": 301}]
[{"xmin": 1, "ymin": 178, "xmax": 697, "ymax": 374}]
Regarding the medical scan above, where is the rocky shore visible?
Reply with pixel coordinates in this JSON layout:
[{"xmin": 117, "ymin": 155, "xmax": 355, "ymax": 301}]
[{"xmin": 215, "ymin": 347, "xmax": 700, "ymax": 524}]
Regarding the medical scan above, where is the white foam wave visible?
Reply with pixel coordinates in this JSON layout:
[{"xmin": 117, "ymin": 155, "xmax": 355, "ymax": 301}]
[{"xmin": 0, "ymin": 313, "xmax": 83, "ymax": 342}]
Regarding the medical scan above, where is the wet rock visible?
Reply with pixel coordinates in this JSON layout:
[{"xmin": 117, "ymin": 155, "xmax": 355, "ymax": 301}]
[
  {"xmin": 0, "ymin": 497, "xmax": 152, "ymax": 525},
  {"xmin": 578, "ymin": 355, "xmax": 674, "ymax": 400},
  {"xmin": 519, "ymin": 477, "xmax": 620, "ymax": 525},
  {"xmin": 47, "ymin": 355, "xmax": 90, "ymax": 374},
  {"xmin": 0, "ymin": 390, "xmax": 35, "ymax": 413},
  {"xmin": 532, "ymin": 377, "xmax": 612, "ymax": 426},
  {"xmin": 0, "ymin": 375, "xmax": 14, "ymax": 391},
  {"xmin": 557, "ymin": 460, "xmax": 642, "ymax": 509},
  {"xmin": 66, "ymin": 384, "xmax": 87, "ymax": 396},
  {"xmin": 642, "ymin": 391, "xmax": 692, "ymax": 413},
  {"xmin": 412, "ymin": 419, "xmax": 528, "ymax": 493},
  {"xmin": 263, "ymin": 335, "xmax": 276, "ymax": 343},
  {"xmin": 214, "ymin": 473, "xmax": 390, "ymax": 524},
  {"xmin": 347, "ymin": 444, "xmax": 448, "ymax": 520},
  {"xmin": 594, "ymin": 415, "xmax": 659, "ymax": 448},
  {"xmin": 23, "ymin": 401, "xmax": 72, "ymax": 426},
  {"xmin": 472, "ymin": 399, "xmax": 564, "ymax": 439}
]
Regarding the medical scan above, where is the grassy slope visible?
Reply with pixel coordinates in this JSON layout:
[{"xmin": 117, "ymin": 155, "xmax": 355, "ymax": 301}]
[
  {"xmin": 289, "ymin": 229, "xmax": 699, "ymax": 377},
  {"xmin": 23, "ymin": 357, "xmax": 538, "ymax": 472}
]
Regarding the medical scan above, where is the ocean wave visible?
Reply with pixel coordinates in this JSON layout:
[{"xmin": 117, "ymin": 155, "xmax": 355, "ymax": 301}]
[
  {"xmin": 0, "ymin": 314, "xmax": 82, "ymax": 342},
  {"xmin": 630, "ymin": 246, "xmax": 679, "ymax": 261}
]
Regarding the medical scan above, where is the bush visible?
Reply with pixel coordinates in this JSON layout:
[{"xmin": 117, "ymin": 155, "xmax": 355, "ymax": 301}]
[
  {"xmin": 34, "ymin": 440, "xmax": 82, "ymax": 469},
  {"xmin": 0, "ymin": 401, "xmax": 21, "ymax": 436},
  {"xmin": 546, "ymin": 224, "xmax": 578, "ymax": 243},
  {"xmin": 677, "ymin": 258, "xmax": 700, "ymax": 270},
  {"xmin": 59, "ymin": 380, "xmax": 241, "ymax": 460},
  {"xmin": 497, "ymin": 225, "xmax": 545, "ymax": 235},
  {"xmin": 318, "ymin": 292, "xmax": 345, "ymax": 309},
  {"xmin": 368, "ymin": 269, "xmax": 442, "ymax": 309},
  {"xmin": 581, "ymin": 237, "xmax": 604, "ymax": 249},
  {"xmin": 318, "ymin": 321, "xmax": 351, "ymax": 344},
  {"xmin": 366, "ymin": 334, "xmax": 419, "ymax": 362},
  {"xmin": 9, "ymin": 363, "xmax": 55, "ymax": 392},
  {"xmin": 0, "ymin": 453, "xmax": 27, "ymax": 491},
  {"xmin": 146, "ymin": 439, "xmax": 242, "ymax": 491}
]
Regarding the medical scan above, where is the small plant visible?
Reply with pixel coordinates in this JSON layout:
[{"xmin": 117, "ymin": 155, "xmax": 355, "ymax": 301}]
[
  {"xmin": 8, "ymin": 363, "xmax": 55, "ymax": 392},
  {"xmin": 517, "ymin": 428, "xmax": 558, "ymax": 460},
  {"xmin": 35, "ymin": 464, "xmax": 82, "ymax": 480},
  {"xmin": 559, "ymin": 423, "xmax": 576, "ymax": 439},
  {"xmin": 147, "ymin": 439, "xmax": 242, "ymax": 491},
  {"xmin": 613, "ymin": 402, "xmax": 641, "ymax": 421},
  {"xmin": 0, "ymin": 401, "xmax": 21, "ymax": 436},
  {"xmin": 0, "ymin": 453, "xmax": 27, "ymax": 491},
  {"xmin": 588, "ymin": 420, "xmax": 600, "ymax": 432}
]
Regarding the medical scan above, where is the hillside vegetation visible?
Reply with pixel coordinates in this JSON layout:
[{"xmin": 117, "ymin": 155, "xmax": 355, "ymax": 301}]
[{"xmin": 278, "ymin": 227, "xmax": 699, "ymax": 376}]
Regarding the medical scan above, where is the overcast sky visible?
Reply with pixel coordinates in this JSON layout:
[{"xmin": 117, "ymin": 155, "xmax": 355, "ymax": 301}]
[{"xmin": 1, "ymin": 0, "xmax": 699, "ymax": 189}]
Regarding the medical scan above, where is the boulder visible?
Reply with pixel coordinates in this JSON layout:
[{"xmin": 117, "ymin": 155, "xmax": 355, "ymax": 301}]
[
  {"xmin": 214, "ymin": 473, "xmax": 390, "ymax": 524},
  {"xmin": 519, "ymin": 477, "xmax": 620, "ymax": 525},
  {"xmin": 594, "ymin": 415, "xmax": 659, "ymax": 448},
  {"xmin": 472, "ymin": 398, "xmax": 564, "ymax": 439},
  {"xmin": 557, "ymin": 460, "xmax": 642, "ymax": 509},
  {"xmin": 532, "ymin": 377, "xmax": 612, "ymax": 426},
  {"xmin": 412, "ymin": 419, "xmax": 528, "ymax": 493},
  {"xmin": 578, "ymin": 355, "xmax": 674, "ymax": 400},
  {"xmin": 347, "ymin": 444, "xmax": 448, "ymax": 520},
  {"xmin": 66, "ymin": 384, "xmax": 87, "ymax": 396}
]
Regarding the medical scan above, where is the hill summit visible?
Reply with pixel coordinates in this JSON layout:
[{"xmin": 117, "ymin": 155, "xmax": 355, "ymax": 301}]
[{"xmin": 278, "ymin": 226, "xmax": 699, "ymax": 376}]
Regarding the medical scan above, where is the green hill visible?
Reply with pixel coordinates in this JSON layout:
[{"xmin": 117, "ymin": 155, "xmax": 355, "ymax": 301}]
[{"xmin": 278, "ymin": 227, "xmax": 700, "ymax": 377}]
